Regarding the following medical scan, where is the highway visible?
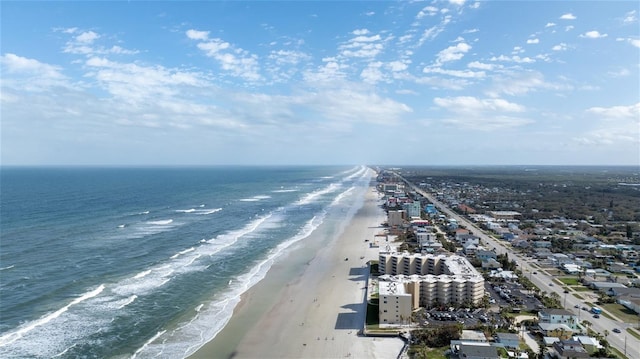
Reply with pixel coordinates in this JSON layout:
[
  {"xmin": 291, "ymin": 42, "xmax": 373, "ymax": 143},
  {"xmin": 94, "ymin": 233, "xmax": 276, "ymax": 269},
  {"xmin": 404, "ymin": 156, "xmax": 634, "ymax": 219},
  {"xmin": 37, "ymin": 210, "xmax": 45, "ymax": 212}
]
[{"xmin": 396, "ymin": 173, "xmax": 640, "ymax": 359}]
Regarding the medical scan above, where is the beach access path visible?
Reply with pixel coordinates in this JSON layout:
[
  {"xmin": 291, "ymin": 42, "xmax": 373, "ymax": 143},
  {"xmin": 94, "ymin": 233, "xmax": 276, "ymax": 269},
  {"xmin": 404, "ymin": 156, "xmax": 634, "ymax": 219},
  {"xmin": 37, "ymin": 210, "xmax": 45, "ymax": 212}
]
[{"xmin": 190, "ymin": 181, "xmax": 404, "ymax": 358}]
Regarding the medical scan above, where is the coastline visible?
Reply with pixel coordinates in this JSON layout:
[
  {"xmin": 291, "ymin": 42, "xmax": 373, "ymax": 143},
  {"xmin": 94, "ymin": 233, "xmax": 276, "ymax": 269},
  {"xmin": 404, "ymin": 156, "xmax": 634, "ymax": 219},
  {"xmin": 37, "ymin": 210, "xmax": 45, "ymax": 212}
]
[{"xmin": 189, "ymin": 178, "xmax": 404, "ymax": 358}]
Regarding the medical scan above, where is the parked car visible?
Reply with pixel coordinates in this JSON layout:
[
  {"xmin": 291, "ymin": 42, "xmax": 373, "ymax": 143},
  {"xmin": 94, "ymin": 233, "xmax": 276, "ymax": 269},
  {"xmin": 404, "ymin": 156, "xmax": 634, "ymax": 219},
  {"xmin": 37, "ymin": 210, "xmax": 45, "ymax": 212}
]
[{"xmin": 613, "ymin": 328, "xmax": 621, "ymax": 333}]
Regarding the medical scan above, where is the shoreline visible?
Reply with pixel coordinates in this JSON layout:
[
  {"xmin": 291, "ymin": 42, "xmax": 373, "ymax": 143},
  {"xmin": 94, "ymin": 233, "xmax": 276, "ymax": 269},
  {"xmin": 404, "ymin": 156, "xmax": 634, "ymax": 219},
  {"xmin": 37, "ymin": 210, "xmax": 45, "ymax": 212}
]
[{"xmin": 189, "ymin": 177, "xmax": 404, "ymax": 358}]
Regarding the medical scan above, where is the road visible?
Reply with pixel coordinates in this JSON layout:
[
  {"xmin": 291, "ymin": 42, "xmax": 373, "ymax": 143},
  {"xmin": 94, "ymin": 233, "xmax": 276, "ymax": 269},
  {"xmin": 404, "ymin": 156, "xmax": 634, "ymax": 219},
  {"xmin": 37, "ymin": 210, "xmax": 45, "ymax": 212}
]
[{"xmin": 395, "ymin": 173, "xmax": 640, "ymax": 359}]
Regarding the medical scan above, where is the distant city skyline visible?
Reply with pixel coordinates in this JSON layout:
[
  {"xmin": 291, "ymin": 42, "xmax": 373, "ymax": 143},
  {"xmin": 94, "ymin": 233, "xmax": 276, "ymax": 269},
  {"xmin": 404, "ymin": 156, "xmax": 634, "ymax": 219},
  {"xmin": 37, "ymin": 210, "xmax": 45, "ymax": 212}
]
[{"xmin": 1, "ymin": 1, "xmax": 639, "ymax": 166}]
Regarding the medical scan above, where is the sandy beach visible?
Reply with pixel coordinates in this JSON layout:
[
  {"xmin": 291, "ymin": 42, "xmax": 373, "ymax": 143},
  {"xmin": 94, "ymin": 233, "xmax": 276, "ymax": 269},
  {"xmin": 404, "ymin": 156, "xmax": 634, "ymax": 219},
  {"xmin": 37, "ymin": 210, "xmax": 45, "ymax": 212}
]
[{"xmin": 190, "ymin": 177, "xmax": 404, "ymax": 359}]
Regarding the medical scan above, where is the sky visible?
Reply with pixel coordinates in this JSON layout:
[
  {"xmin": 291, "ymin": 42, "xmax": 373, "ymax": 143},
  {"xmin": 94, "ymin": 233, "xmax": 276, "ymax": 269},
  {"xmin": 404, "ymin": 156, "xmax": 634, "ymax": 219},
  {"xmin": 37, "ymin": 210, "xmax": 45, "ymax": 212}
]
[{"xmin": 1, "ymin": 1, "xmax": 639, "ymax": 166}]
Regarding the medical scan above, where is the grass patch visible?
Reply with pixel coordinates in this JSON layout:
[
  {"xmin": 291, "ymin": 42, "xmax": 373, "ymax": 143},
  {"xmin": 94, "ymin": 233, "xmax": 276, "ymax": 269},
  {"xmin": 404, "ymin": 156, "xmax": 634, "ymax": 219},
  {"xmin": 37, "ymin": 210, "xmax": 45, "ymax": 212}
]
[
  {"xmin": 408, "ymin": 345, "xmax": 449, "ymax": 359},
  {"xmin": 609, "ymin": 346, "xmax": 629, "ymax": 359},
  {"xmin": 570, "ymin": 286, "xmax": 591, "ymax": 292},
  {"xmin": 627, "ymin": 328, "xmax": 640, "ymax": 340},
  {"xmin": 601, "ymin": 303, "xmax": 640, "ymax": 323},
  {"xmin": 366, "ymin": 302, "xmax": 379, "ymax": 326},
  {"xmin": 558, "ymin": 277, "xmax": 580, "ymax": 285},
  {"xmin": 572, "ymin": 293, "xmax": 584, "ymax": 300},
  {"xmin": 369, "ymin": 261, "xmax": 379, "ymax": 274}
]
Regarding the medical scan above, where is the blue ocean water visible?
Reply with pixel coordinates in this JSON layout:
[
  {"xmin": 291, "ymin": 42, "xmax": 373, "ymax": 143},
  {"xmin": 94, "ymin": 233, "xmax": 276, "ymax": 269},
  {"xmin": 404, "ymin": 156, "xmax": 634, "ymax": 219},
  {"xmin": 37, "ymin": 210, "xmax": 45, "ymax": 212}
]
[{"xmin": 0, "ymin": 166, "xmax": 372, "ymax": 358}]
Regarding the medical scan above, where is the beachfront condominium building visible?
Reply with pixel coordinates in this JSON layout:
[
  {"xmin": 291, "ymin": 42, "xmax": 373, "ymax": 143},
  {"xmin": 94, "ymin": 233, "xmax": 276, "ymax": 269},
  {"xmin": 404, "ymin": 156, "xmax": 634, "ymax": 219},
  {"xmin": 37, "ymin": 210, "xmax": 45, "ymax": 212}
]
[
  {"xmin": 378, "ymin": 252, "xmax": 484, "ymax": 316},
  {"xmin": 378, "ymin": 281, "xmax": 413, "ymax": 325}
]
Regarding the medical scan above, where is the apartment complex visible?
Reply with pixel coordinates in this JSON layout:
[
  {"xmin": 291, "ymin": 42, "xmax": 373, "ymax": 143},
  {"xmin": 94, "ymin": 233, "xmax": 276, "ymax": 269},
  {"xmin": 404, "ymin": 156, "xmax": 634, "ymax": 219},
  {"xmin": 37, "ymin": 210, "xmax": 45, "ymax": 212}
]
[{"xmin": 378, "ymin": 252, "xmax": 485, "ymax": 321}]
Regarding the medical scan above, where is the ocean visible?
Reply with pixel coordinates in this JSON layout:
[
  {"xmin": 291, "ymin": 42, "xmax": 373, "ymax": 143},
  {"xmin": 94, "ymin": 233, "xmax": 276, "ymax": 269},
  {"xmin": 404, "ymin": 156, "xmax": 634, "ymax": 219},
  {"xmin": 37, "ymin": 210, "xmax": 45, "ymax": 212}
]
[{"xmin": 0, "ymin": 165, "xmax": 373, "ymax": 358}]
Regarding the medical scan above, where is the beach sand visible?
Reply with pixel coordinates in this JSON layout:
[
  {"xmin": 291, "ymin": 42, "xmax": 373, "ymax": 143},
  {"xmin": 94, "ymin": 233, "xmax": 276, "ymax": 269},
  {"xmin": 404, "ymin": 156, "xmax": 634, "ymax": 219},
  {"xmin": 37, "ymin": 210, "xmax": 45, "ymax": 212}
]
[{"xmin": 189, "ymin": 178, "xmax": 404, "ymax": 359}]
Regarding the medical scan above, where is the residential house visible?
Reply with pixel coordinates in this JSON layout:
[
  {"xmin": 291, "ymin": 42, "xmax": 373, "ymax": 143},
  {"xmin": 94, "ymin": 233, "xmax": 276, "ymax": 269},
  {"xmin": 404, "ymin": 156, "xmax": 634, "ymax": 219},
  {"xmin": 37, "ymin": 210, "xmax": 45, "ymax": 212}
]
[
  {"xmin": 538, "ymin": 323, "xmax": 574, "ymax": 340},
  {"xmin": 538, "ymin": 309, "xmax": 579, "ymax": 330},
  {"xmin": 476, "ymin": 250, "xmax": 497, "ymax": 263},
  {"xmin": 552, "ymin": 339, "xmax": 590, "ymax": 359},
  {"xmin": 572, "ymin": 336, "xmax": 603, "ymax": 355},
  {"xmin": 495, "ymin": 332, "xmax": 520, "ymax": 349},
  {"xmin": 457, "ymin": 343, "xmax": 499, "ymax": 359}
]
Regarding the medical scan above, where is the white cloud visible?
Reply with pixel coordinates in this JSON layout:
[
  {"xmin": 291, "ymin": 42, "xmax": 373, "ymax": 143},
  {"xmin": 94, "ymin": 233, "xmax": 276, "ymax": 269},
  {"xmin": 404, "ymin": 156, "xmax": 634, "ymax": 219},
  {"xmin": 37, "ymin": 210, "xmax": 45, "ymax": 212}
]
[
  {"xmin": 190, "ymin": 36, "xmax": 261, "ymax": 82},
  {"xmin": 0, "ymin": 53, "xmax": 69, "ymax": 90},
  {"xmin": 449, "ymin": 0, "xmax": 466, "ymax": 6},
  {"xmin": 417, "ymin": 6, "xmax": 439, "ymax": 18},
  {"xmin": 485, "ymin": 71, "xmax": 571, "ymax": 97},
  {"xmin": 435, "ymin": 96, "xmax": 525, "ymax": 113},
  {"xmin": 267, "ymin": 49, "xmax": 310, "ymax": 65},
  {"xmin": 434, "ymin": 96, "xmax": 530, "ymax": 130},
  {"xmin": 586, "ymin": 102, "xmax": 640, "ymax": 119},
  {"xmin": 340, "ymin": 36, "xmax": 384, "ymax": 58},
  {"xmin": 580, "ymin": 31, "xmax": 608, "ymax": 39},
  {"xmin": 526, "ymin": 38, "xmax": 539, "ymax": 44},
  {"xmin": 186, "ymin": 29, "xmax": 209, "ymax": 40},
  {"xmin": 623, "ymin": 10, "xmax": 637, "ymax": 24},
  {"xmin": 552, "ymin": 43, "xmax": 567, "ymax": 51},
  {"xmin": 364, "ymin": 11, "xmax": 375, "ymax": 16},
  {"xmin": 490, "ymin": 55, "xmax": 535, "ymax": 64},
  {"xmin": 628, "ymin": 38, "xmax": 640, "ymax": 48},
  {"xmin": 76, "ymin": 31, "xmax": 99, "ymax": 44},
  {"xmin": 436, "ymin": 42, "xmax": 471, "ymax": 64},
  {"xmin": 560, "ymin": 13, "xmax": 576, "ymax": 20},
  {"xmin": 423, "ymin": 67, "xmax": 485, "ymax": 78},
  {"xmin": 360, "ymin": 62, "xmax": 384, "ymax": 84},
  {"xmin": 467, "ymin": 61, "xmax": 498, "ymax": 71},
  {"xmin": 545, "ymin": 22, "xmax": 556, "ymax": 28},
  {"xmin": 197, "ymin": 39, "xmax": 231, "ymax": 55},
  {"xmin": 352, "ymin": 29, "xmax": 369, "ymax": 36},
  {"xmin": 565, "ymin": 25, "xmax": 574, "ymax": 32},
  {"xmin": 441, "ymin": 115, "xmax": 532, "ymax": 131},
  {"xmin": 388, "ymin": 61, "xmax": 409, "ymax": 72},
  {"xmin": 608, "ymin": 68, "xmax": 630, "ymax": 77},
  {"xmin": 302, "ymin": 85, "xmax": 413, "ymax": 125},
  {"xmin": 463, "ymin": 28, "xmax": 479, "ymax": 34}
]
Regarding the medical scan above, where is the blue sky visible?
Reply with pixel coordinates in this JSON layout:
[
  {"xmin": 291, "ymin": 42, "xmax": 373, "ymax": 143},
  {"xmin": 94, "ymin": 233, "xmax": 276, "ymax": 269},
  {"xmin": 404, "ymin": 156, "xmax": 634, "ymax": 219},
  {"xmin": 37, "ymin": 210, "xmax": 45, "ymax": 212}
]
[{"xmin": 1, "ymin": 1, "xmax": 639, "ymax": 166}]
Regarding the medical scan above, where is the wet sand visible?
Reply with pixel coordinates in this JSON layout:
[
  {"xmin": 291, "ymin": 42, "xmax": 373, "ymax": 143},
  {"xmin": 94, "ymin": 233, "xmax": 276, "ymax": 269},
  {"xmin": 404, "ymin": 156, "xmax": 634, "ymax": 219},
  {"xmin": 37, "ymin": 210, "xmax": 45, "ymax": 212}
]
[{"xmin": 189, "ymin": 178, "xmax": 403, "ymax": 358}]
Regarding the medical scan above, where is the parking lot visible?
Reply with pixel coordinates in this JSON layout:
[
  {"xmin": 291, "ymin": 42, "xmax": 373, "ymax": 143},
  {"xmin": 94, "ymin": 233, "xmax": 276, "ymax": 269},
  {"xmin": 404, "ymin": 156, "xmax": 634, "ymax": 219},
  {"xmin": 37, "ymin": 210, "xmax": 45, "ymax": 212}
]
[{"xmin": 485, "ymin": 281, "xmax": 543, "ymax": 311}]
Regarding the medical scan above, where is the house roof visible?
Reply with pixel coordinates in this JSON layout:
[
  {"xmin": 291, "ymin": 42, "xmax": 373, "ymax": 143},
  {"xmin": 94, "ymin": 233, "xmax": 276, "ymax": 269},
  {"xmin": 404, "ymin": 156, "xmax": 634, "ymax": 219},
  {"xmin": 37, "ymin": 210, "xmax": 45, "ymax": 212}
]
[
  {"xmin": 496, "ymin": 332, "xmax": 520, "ymax": 341},
  {"xmin": 539, "ymin": 308, "xmax": 575, "ymax": 316},
  {"xmin": 459, "ymin": 343, "xmax": 499, "ymax": 358}
]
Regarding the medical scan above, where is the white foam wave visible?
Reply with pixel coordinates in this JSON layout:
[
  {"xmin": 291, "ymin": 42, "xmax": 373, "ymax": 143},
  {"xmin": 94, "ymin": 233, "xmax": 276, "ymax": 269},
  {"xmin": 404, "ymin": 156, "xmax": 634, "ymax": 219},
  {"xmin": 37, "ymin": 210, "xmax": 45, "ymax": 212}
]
[
  {"xmin": 176, "ymin": 209, "xmax": 196, "ymax": 213},
  {"xmin": 199, "ymin": 204, "xmax": 205, "ymax": 207},
  {"xmin": 0, "ymin": 265, "xmax": 15, "ymax": 271},
  {"xmin": 195, "ymin": 208, "xmax": 222, "ymax": 215},
  {"xmin": 52, "ymin": 343, "xmax": 77, "ymax": 358},
  {"xmin": 195, "ymin": 304, "xmax": 204, "ymax": 312},
  {"xmin": 271, "ymin": 189, "xmax": 298, "ymax": 193},
  {"xmin": 239, "ymin": 195, "xmax": 271, "ymax": 202},
  {"xmin": 118, "ymin": 224, "xmax": 126, "ymax": 228},
  {"xmin": 331, "ymin": 186, "xmax": 355, "ymax": 206},
  {"xmin": 147, "ymin": 219, "xmax": 173, "ymax": 225},
  {"xmin": 134, "ymin": 212, "xmax": 327, "ymax": 358},
  {"xmin": 133, "ymin": 270, "xmax": 152, "ymax": 279},
  {"xmin": 170, "ymin": 247, "xmax": 195, "ymax": 259},
  {"xmin": 0, "ymin": 284, "xmax": 105, "ymax": 347},
  {"xmin": 131, "ymin": 330, "xmax": 166, "ymax": 359},
  {"xmin": 295, "ymin": 182, "xmax": 341, "ymax": 206},
  {"xmin": 117, "ymin": 295, "xmax": 138, "ymax": 309},
  {"xmin": 139, "ymin": 211, "xmax": 150, "ymax": 215}
]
